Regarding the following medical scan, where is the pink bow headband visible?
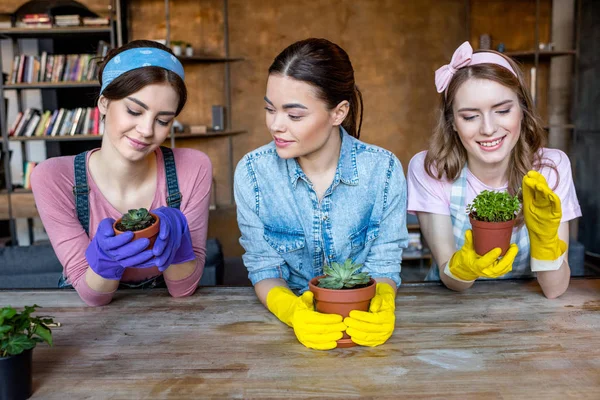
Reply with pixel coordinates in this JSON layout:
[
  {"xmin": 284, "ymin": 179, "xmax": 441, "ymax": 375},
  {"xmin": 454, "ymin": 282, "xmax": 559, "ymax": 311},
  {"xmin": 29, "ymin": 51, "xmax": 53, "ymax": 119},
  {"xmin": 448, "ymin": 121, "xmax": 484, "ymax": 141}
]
[{"xmin": 434, "ymin": 41, "xmax": 518, "ymax": 93}]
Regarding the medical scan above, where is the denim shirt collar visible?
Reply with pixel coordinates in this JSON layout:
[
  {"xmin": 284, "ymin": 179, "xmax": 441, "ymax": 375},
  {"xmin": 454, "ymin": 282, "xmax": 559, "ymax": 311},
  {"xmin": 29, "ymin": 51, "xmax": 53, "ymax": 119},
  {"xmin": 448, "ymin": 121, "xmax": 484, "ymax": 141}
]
[{"xmin": 287, "ymin": 127, "xmax": 359, "ymax": 188}]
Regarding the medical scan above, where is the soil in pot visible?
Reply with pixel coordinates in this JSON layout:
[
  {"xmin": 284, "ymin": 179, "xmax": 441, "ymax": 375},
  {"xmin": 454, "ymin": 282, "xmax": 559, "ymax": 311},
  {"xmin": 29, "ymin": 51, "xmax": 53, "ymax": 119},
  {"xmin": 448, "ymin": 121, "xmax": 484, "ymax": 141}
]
[
  {"xmin": 308, "ymin": 277, "xmax": 376, "ymax": 348},
  {"xmin": 469, "ymin": 216, "xmax": 515, "ymax": 256},
  {"xmin": 113, "ymin": 213, "xmax": 160, "ymax": 250},
  {"xmin": 0, "ymin": 348, "xmax": 33, "ymax": 400}
]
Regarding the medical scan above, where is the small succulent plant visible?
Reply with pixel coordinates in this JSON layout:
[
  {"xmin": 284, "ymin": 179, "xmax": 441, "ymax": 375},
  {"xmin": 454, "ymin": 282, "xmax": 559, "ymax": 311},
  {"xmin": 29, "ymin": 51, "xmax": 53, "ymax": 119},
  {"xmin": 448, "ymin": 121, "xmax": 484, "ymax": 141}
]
[
  {"xmin": 317, "ymin": 259, "xmax": 372, "ymax": 290},
  {"xmin": 116, "ymin": 208, "xmax": 155, "ymax": 232}
]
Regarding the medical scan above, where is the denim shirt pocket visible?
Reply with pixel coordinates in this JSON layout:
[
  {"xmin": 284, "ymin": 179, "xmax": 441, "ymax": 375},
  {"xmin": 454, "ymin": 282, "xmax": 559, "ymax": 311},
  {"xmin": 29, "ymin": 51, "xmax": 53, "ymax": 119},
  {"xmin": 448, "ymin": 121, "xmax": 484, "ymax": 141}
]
[
  {"xmin": 349, "ymin": 221, "xmax": 380, "ymax": 256},
  {"xmin": 263, "ymin": 225, "xmax": 306, "ymax": 272}
]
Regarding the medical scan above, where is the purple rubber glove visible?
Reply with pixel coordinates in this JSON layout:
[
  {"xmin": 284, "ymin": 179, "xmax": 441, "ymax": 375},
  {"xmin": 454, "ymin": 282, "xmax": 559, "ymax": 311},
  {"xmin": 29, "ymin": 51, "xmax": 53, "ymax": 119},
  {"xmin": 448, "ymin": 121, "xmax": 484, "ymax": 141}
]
[
  {"xmin": 151, "ymin": 207, "xmax": 196, "ymax": 271},
  {"xmin": 85, "ymin": 218, "xmax": 156, "ymax": 280}
]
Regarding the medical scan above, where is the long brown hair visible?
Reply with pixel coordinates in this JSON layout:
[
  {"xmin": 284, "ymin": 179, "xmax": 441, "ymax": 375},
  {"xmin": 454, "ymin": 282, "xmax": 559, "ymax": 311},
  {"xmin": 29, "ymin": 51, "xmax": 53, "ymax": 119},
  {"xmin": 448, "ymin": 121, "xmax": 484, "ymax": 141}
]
[
  {"xmin": 98, "ymin": 40, "xmax": 187, "ymax": 116},
  {"xmin": 425, "ymin": 50, "xmax": 557, "ymax": 207},
  {"xmin": 268, "ymin": 38, "xmax": 363, "ymax": 139}
]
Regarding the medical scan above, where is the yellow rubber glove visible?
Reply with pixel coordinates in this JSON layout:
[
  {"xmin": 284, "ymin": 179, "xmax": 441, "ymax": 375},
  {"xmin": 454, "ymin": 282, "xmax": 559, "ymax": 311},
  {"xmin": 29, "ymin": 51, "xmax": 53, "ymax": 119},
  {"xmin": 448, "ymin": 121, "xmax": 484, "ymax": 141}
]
[
  {"xmin": 446, "ymin": 230, "xmax": 519, "ymax": 281},
  {"xmin": 344, "ymin": 283, "xmax": 396, "ymax": 347},
  {"xmin": 523, "ymin": 171, "xmax": 567, "ymax": 271},
  {"xmin": 266, "ymin": 286, "xmax": 346, "ymax": 350}
]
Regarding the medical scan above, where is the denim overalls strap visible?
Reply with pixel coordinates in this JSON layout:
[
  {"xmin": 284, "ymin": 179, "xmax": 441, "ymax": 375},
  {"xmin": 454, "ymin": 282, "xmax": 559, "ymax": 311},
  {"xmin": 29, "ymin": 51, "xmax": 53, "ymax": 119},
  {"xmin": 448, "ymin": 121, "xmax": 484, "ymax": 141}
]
[
  {"xmin": 58, "ymin": 147, "xmax": 181, "ymax": 288},
  {"xmin": 73, "ymin": 151, "xmax": 91, "ymax": 235},
  {"xmin": 425, "ymin": 164, "xmax": 531, "ymax": 281},
  {"xmin": 160, "ymin": 146, "xmax": 182, "ymax": 209}
]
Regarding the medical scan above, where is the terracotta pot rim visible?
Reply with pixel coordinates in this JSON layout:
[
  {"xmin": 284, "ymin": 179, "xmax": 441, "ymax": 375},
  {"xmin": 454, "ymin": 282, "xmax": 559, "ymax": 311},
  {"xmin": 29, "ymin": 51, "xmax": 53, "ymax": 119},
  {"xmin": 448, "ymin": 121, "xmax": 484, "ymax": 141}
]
[
  {"xmin": 469, "ymin": 215, "xmax": 516, "ymax": 229},
  {"xmin": 113, "ymin": 212, "xmax": 160, "ymax": 235},
  {"xmin": 308, "ymin": 276, "xmax": 376, "ymax": 293}
]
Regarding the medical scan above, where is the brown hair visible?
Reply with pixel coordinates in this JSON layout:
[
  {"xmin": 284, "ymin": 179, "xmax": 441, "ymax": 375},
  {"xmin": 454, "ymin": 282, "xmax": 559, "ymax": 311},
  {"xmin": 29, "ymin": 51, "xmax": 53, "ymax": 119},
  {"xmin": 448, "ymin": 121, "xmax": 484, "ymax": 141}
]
[
  {"xmin": 268, "ymin": 38, "xmax": 363, "ymax": 139},
  {"xmin": 425, "ymin": 50, "xmax": 557, "ymax": 223},
  {"xmin": 98, "ymin": 40, "xmax": 187, "ymax": 115}
]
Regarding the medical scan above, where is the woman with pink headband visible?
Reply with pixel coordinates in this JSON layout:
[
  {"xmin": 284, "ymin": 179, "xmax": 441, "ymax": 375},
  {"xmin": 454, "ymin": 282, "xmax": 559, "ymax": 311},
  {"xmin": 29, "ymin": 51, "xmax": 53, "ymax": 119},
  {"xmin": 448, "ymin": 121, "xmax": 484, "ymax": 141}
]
[
  {"xmin": 407, "ymin": 41, "xmax": 581, "ymax": 297},
  {"xmin": 31, "ymin": 40, "xmax": 212, "ymax": 306}
]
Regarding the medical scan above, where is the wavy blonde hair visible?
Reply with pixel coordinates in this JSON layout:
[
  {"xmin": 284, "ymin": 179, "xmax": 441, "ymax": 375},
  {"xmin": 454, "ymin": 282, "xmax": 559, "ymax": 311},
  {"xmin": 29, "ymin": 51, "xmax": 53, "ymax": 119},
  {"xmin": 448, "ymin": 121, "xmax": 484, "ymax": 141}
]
[{"xmin": 424, "ymin": 50, "xmax": 557, "ymax": 224}]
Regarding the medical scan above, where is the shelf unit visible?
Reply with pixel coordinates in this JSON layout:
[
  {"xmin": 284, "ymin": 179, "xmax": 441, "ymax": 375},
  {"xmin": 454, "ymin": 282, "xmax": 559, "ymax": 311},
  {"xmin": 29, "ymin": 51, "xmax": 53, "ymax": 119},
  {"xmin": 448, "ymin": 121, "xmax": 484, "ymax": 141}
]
[
  {"xmin": 163, "ymin": 0, "xmax": 245, "ymax": 206},
  {"xmin": 0, "ymin": 2, "xmax": 120, "ymax": 245},
  {"xmin": 467, "ymin": 0, "xmax": 580, "ymax": 134}
]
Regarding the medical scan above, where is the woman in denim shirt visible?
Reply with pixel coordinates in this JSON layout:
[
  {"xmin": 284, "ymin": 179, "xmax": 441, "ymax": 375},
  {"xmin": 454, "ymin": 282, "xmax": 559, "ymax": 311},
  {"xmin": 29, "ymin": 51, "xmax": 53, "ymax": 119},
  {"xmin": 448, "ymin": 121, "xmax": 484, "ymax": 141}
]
[{"xmin": 234, "ymin": 38, "xmax": 408, "ymax": 350}]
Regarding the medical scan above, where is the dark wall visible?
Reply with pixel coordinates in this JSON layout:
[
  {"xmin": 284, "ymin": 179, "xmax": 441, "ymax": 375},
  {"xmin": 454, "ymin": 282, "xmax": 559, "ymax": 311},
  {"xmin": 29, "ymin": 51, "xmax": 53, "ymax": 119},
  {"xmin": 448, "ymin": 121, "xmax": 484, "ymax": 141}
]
[{"xmin": 575, "ymin": 0, "xmax": 600, "ymax": 253}]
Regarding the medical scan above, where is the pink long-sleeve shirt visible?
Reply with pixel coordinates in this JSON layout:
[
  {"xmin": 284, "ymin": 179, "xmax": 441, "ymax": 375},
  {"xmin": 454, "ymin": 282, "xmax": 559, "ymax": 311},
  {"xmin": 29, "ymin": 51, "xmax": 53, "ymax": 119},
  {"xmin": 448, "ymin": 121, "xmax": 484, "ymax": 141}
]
[{"xmin": 31, "ymin": 147, "xmax": 212, "ymax": 306}]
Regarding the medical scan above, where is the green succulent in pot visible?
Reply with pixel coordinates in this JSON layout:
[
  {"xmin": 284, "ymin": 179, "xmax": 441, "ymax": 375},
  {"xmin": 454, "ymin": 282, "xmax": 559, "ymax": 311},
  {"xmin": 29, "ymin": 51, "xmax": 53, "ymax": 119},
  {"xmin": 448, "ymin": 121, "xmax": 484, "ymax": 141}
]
[
  {"xmin": 115, "ymin": 208, "xmax": 156, "ymax": 232},
  {"xmin": 317, "ymin": 259, "xmax": 372, "ymax": 290}
]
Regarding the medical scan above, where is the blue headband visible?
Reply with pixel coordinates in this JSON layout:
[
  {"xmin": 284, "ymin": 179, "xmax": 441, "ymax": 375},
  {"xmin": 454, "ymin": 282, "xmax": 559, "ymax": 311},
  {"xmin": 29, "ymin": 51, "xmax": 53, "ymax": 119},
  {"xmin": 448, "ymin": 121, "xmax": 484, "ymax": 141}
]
[{"xmin": 100, "ymin": 47, "xmax": 185, "ymax": 94}]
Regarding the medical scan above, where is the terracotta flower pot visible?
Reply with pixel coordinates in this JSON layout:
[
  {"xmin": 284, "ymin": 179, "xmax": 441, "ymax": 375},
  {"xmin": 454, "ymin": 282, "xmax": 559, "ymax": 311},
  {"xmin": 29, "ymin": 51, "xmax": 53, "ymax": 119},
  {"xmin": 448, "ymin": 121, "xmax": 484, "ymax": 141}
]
[
  {"xmin": 113, "ymin": 213, "xmax": 160, "ymax": 250},
  {"xmin": 308, "ymin": 276, "xmax": 376, "ymax": 348},
  {"xmin": 469, "ymin": 216, "xmax": 515, "ymax": 256}
]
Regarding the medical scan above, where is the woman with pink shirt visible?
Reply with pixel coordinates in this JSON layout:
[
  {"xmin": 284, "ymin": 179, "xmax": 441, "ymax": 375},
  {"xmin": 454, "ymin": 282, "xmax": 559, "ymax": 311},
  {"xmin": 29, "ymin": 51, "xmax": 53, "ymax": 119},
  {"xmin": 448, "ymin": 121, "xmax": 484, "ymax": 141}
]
[
  {"xmin": 407, "ymin": 41, "xmax": 581, "ymax": 298},
  {"xmin": 31, "ymin": 40, "xmax": 212, "ymax": 306}
]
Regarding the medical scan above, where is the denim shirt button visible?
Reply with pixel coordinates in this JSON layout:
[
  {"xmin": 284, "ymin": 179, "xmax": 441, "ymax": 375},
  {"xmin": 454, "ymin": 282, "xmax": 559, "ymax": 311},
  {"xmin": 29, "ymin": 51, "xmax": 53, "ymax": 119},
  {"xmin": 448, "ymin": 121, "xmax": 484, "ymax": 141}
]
[
  {"xmin": 322, "ymin": 215, "xmax": 328, "ymax": 221},
  {"xmin": 328, "ymin": 254, "xmax": 334, "ymax": 259},
  {"xmin": 315, "ymin": 246, "xmax": 322, "ymax": 252}
]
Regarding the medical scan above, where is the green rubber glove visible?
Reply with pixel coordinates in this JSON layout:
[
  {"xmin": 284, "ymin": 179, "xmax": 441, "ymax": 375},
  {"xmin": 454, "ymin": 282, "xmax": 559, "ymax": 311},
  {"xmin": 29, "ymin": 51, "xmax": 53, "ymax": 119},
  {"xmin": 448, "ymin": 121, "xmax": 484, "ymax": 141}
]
[
  {"xmin": 266, "ymin": 286, "xmax": 346, "ymax": 350},
  {"xmin": 523, "ymin": 170, "xmax": 567, "ymax": 271},
  {"xmin": 344, "ymin": 283, "xmax": 396, "ymax": 347},
  {"xmin": 446, "ymin": 230, "xmax": 519, "ymax": 282}
]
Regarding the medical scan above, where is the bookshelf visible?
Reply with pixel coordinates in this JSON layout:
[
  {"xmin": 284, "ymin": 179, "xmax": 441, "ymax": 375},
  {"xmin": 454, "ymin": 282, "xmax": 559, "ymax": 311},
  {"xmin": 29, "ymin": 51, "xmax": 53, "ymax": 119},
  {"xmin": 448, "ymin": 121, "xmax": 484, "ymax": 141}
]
[
  {"xmin": 161, "ymin": 0, "xmax": 246, "ymax": 207},
  {"xmin": 0, "ymin": 1, "xmax": 119, "ymax": 245}
]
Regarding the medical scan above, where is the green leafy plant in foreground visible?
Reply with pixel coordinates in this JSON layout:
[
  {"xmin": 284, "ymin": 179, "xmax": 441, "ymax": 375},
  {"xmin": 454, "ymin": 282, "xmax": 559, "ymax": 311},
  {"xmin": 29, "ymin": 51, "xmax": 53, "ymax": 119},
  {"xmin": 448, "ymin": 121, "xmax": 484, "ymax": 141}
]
[
  {"xmin": 467, "ymin": 190, "xmax": 521, "ymax": 222},
  {"xmin": 318, "ymin": 259, "xmax": 372, "ymax": 289},
  {"xmin": 1, "ymin": 305, "xmax": 54, "ymax": 358},
  {"xmin": 117, "ymin": 208, "xmax": 155, "ymax": 232}
]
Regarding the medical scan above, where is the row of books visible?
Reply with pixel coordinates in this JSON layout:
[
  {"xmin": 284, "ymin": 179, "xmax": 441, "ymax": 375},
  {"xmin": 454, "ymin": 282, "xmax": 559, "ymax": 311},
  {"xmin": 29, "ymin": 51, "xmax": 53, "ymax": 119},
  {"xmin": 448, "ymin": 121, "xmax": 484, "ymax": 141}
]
[
  {"xmin": 9, "ymin": 107, "xmax": 102, "ymax": 138},
  {"xmin": 15, "ymin": 13, "xmax": 109, "ymax": 28},
  {"xmin": 8, "ymin": 53, "xmax": 101, "ymax": 84}
]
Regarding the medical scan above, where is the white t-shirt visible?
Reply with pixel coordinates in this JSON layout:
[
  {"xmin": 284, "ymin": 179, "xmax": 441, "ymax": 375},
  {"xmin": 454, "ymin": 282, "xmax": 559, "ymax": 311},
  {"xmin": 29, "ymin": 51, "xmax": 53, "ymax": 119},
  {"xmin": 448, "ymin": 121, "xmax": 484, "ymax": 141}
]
[{"xmin": 407, "ymin": 148, "xmax": 582, "ymax": 222}]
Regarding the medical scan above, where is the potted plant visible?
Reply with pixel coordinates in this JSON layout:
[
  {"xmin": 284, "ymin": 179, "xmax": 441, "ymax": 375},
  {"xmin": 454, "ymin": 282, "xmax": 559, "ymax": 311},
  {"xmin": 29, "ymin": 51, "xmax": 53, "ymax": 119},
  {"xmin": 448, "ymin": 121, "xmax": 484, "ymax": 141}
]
[
  {"xmin": 113, "ymin": 208, "xmax": 160, "ymax": 249},
  {"xmin": 185, "ymin": 43, "xmax": 194, "ymax": 57},
  {"xmin": 170, "ymin": 40, "xmax": 184, "ymax": 56},
  {"xmin": 1, "ymin": 305, "xmax": 54, "ymax": 400},
  {"xmin": 308, "ymin": 259, "xmax": 376, "ymax": 348},
  {"xmin": 466, "ymin": 190, "xmax": 521, "ymax": 256}
]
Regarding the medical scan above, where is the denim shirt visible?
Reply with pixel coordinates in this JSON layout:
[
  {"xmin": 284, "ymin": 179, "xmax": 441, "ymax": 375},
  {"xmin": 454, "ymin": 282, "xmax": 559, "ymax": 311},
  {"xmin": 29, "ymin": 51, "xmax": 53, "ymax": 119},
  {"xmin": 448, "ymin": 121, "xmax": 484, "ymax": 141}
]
[{"xmin": 234, "ymin": 128, "xmax": 408, "ymax": 293}]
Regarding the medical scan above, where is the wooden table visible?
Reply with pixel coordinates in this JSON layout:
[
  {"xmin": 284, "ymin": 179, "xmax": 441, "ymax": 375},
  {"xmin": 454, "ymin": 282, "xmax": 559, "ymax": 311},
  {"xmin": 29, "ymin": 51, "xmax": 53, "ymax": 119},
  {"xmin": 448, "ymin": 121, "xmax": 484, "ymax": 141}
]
[{"xmin": 1, "ymin": 279, "xmax": 599, "ymax": 399}]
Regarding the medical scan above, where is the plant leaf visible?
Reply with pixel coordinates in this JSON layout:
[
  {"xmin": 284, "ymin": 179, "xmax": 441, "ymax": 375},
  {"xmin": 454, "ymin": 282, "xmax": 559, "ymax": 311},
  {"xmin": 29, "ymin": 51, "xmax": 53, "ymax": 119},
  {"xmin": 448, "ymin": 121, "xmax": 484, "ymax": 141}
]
[
  {"xmin": 34, "ymin": 324, "xmax": 53, "ymax": 346},
  {"xmin": 5, "ymin": 334, "xmax": 36, "ymax": 356}
]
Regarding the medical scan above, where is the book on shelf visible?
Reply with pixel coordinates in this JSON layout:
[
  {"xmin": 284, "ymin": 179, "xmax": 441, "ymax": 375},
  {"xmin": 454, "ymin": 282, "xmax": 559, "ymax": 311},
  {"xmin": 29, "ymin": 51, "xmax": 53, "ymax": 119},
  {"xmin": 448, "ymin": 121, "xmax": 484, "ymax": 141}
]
[
  {"xmin": 23, "ymin": 162, "xmax": 37, "ymax": 190},
  {"xmin": 16, "ymin": 13, "xmax": 52, "ymax": 28},
  {"xmin": 8, "ymin": 111, "xmax": 23, "ymax": 136},
  {"xmin": 23, "ymin": 112, "xmax": 41, "ymax": 137},
  {"xmin": 82, "ymin": 17, "xmax": 110, "ymax": 26},
  {"xmin": 54, "ymin": 15, "xmax": 81, "ymax": 27},
  {"xmin": 12, "ymin": 108, "xmax": 38, "ymax": 137}
]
